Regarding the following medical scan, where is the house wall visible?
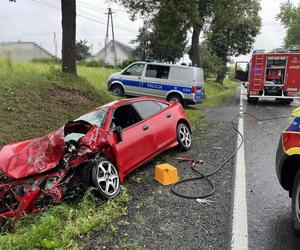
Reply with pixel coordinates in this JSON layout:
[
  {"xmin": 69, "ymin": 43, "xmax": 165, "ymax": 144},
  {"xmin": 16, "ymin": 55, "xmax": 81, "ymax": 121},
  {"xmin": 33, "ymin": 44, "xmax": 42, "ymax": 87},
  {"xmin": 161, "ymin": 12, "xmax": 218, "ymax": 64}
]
[
  {"xmin": 0, "ymin": 43, "xmax": 55, "ymax": 62},
  {"xmin": 96, "ymin": 43, "xmax": 131, "ymax": 65}
]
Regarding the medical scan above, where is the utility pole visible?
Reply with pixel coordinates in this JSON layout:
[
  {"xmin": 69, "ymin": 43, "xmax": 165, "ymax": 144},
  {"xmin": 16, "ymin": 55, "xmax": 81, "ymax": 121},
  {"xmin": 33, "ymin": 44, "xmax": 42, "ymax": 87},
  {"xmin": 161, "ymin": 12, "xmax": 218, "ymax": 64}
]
[
  {"xmin": 104, "ymin": 8, "xmax": 117, "ymax": 66},
  {"xmin": 53, "ymin": 32, "xmax": 58, "ymax": 58}
]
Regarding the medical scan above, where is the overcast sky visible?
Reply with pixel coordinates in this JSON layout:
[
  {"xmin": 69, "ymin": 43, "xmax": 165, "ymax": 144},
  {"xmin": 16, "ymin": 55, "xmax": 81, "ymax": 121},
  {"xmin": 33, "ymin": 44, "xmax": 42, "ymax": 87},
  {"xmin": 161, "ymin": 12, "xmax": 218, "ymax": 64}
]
[{"xmin": 0, "ymin": 0, "xmax": 299, "ymax": 62}]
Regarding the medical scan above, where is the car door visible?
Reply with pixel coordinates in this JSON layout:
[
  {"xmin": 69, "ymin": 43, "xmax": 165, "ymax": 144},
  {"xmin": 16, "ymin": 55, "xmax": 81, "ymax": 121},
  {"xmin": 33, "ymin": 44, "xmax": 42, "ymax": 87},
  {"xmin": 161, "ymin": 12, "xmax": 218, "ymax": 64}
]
[
  {"xmin": 132, "ymin": 100, "xmax": 176, "ymax": 151},
  {"xmin": 110, "ymin": 103, "xmax": 156, "ymax": 174},
  {"xmin": 142, "ymin": 64, "xmax": 170, "ymax": 98},
  {"xmin": 120, "ymin": 63, "xmax": 146, "ymax": 96}
]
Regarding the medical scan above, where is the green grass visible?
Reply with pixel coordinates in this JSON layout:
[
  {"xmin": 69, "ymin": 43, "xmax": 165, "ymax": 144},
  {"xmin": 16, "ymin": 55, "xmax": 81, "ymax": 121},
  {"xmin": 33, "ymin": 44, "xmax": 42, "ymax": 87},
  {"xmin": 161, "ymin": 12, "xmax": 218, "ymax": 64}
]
[
  {"xmin": 0, "ymin": 61, "xmax": 118, "ymax": 147},
  {"xmin": 199, "ymin": 78, "xmax": 237, "ymax": 108},
  {"xmin": 0, "ymin": 190, "xmax": 129, "ymax": 250},
  {"xmin": 185, "ymin": 78, "xmax": 238, "ymax": 130},
  {"xmin": 0, "ymin": 61, "xmax": 124, "ymax": 249}
]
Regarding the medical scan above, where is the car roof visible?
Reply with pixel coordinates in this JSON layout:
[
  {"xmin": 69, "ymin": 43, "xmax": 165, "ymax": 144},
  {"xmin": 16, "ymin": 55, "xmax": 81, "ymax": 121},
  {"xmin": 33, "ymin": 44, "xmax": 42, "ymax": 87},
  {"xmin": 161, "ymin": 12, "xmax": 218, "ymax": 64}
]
[
  {"xmin": 95, "ymin": 97, "xmax": 170, "ymax": 110},
  {"xmin": 134, "ymin": 61, "xmax": 201, "ymax": 70}
]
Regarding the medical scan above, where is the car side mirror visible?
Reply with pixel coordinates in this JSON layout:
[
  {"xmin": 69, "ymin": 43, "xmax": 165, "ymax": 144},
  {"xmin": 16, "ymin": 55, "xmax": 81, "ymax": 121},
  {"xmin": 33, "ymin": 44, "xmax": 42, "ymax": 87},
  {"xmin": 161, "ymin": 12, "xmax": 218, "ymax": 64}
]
[{"xmin": 113, "ymin": 126, "xmax": 123, "ymax": 143}]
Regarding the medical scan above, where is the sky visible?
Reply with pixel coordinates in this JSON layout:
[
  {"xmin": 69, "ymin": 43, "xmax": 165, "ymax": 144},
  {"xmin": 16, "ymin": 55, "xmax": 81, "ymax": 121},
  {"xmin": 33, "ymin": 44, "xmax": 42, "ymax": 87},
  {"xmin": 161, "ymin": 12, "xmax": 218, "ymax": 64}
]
[{"xmin": 0, "ymin": 0, "xmax": 299, "ymax": 62}]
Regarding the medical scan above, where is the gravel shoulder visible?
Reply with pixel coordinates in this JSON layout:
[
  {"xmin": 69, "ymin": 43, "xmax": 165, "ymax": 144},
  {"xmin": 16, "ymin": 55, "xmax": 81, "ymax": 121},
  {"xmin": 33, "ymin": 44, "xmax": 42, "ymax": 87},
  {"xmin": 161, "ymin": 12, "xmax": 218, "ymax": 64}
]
[{"xmin": 83, "ymin": 94, "xmax": 240, "ymax": 250}]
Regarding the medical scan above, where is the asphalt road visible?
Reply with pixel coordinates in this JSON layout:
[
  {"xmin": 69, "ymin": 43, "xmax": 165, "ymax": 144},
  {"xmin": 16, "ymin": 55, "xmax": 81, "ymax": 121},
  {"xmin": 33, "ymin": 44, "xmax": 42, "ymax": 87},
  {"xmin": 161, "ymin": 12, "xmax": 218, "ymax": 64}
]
[{"xmin": 241, "ymin": 88, "xmax": 300, "ymax": 250}]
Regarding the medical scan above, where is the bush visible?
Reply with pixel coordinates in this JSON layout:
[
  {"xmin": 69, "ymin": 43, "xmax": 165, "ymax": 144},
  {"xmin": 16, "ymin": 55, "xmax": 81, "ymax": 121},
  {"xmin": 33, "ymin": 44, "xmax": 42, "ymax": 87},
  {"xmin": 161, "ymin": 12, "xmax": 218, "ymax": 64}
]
[
  {"xmin": 78, "ymin": 59, "xmax": 117, "ymax": 69},
  {"xmin": 31, "ymin": 58, "xmax": 61, "ymax": 64},
  {"xmin": 118, "ymin": 57, "xmax": 137, "ymax": 69}
]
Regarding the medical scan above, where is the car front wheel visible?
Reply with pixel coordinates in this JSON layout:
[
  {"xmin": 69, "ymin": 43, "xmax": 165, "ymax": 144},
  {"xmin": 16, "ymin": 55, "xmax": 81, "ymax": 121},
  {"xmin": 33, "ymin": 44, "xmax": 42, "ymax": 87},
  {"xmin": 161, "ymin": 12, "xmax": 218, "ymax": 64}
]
[
  {"xmin": 92, "ymin": 157, "xmax": 120, "ymax": 199},
  {"xmin": 111, "ymin": 84, "xmax": 124, "ymax": 97},
  {"xmin": 177, "ymin": 123, "xmax": 192, "ymax": 150},
  {"xmin": 292, "ymin": 169, "xmax": 300, "ymax": 235}
]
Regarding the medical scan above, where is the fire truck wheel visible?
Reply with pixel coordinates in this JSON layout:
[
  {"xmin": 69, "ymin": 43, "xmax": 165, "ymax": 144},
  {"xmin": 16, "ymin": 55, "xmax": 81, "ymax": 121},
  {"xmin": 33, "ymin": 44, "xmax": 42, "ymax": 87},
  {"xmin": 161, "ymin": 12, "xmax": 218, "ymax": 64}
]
[{"xmin": 247, "ymin": 97, "xmax": 258, "ymax": 104}]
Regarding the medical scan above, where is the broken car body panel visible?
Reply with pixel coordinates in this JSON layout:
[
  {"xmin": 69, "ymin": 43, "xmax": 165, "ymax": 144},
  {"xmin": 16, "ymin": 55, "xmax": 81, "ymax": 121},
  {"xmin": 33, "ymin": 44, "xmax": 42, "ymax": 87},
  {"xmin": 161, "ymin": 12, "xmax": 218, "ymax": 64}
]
[{"xmin": 0, "ymin": 97, "xmax": 190, "ymax": 222}]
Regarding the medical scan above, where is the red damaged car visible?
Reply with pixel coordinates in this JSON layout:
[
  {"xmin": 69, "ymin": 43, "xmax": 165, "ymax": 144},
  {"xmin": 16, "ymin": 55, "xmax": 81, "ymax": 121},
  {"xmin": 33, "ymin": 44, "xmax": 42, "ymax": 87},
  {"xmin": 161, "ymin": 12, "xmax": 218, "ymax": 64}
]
[{"xmin": 0, "ymin": 97, "xmax": 191, "ymax": 221}]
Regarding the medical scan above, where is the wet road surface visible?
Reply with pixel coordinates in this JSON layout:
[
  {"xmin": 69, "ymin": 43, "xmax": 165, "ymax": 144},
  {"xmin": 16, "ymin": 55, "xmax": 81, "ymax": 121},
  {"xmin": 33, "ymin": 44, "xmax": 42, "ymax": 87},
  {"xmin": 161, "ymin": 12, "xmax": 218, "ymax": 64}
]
[{"xmin": 241, "ymin": 87, "xmax": 300, "ymax": 250}]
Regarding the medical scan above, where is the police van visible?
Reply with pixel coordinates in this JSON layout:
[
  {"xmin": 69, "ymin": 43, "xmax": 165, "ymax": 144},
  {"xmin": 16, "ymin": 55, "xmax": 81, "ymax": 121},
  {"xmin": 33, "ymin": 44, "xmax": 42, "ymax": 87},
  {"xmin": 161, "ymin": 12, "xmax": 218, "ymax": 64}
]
[{"xmin": 107, "ymin": 62, "xmax": 205, "ymax": 105}]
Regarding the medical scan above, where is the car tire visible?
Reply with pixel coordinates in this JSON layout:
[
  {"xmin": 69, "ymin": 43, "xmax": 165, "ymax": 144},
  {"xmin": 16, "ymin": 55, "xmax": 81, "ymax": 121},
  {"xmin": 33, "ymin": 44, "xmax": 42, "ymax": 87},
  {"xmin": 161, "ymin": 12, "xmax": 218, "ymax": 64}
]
[
  {"xmin": 91, "ymin": 157, "xmax": 120, "ymax": 199},
  {"xmin": 111, "ymin": 84, "xmax": 124, "ymax": 97},
  {"xmin": 167, "ymin": 93, "xmax": 183, "ymax": 105},
  {"xmin": 292, "ymin": 169, "xmax": 300, "ymax": 235},
  {"xmin": 177, "ymin": 123, "xmax": 192, "ymax": 150}
]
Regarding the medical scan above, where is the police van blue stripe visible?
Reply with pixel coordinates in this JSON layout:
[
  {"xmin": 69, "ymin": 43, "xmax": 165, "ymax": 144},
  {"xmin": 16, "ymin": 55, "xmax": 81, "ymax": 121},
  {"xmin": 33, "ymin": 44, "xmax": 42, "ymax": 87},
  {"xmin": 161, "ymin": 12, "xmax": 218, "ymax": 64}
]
[{"xmin": 111, "ymin": 78, "xmax": 194, "ymax": 94}]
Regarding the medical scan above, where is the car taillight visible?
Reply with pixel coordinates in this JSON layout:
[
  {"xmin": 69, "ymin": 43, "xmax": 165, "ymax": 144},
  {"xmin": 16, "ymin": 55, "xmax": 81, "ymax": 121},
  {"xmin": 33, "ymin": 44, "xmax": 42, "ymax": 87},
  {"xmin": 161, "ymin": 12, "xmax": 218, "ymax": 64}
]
[
  {"xmin": 282, "ymin": 132, "xmax": 300, "ymax": 151},
  {"xmin": 192, "ymin": 86, "xmax": 197, "ymax": 93}
]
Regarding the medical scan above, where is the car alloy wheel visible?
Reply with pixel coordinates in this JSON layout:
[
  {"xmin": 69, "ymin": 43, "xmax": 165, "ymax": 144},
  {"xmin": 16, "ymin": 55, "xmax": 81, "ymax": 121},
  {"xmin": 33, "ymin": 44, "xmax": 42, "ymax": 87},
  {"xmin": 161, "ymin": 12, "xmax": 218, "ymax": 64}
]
[
  {"xmin": 177, "ymin": 123, "xmax": 192, "ymax": 150},
  {"xmin": 92, "ymin": 158, "xmax": 120, "ymax": 198}
]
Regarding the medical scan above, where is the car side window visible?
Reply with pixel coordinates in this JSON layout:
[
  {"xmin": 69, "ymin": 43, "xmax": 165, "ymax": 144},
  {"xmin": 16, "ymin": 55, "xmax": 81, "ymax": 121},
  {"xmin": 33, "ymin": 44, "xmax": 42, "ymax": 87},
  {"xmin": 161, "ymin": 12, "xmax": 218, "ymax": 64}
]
[
  {"xmin": 155, "ymin": 101, "xmax": 169, "ymax": 110},
  {"xmin": 122, "ymin": 63, "xmax": 145, "ymax": 76},
  {"xmin": 111, "ymin": 104, "xmax": 142, "ymax": 129},
  {"xmin": 145, "ymin": 65, "xmax": 170, "ymax": 79},
  {"xmin": 132, "ymin": 101, "xmax": 164, "ymax": 120}
]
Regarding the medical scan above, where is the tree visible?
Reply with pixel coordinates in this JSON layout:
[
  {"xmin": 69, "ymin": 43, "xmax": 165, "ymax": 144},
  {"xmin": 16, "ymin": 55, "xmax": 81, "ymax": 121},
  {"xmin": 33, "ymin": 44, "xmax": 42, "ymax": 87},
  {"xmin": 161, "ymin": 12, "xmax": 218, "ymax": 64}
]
[
  {"xmin": 207, "ymin": 0, "xmax": 261, "ymax": 84},
  {"xmin": 132, "ymin": 22, "xmax": 152, "ymax": 60},
  {"xmin": 116, "ymin": 0, "xmax": 214, "ymax": 66},
  {"xmin": 277, "ymin": 1, "xmax": 300, "ymax": 48},
  {"xmin": 61, "ymin": 0, "xmax": 77, "ymax": 75},
  {"xmin": 149, "ymin": 1, "xmax": 189, "ymax": 63},
  {"xmin": 196, "ymin": 41, "xmax": 223, "ymax": 78},
  {"xmin": 76, "ymin": 40, "xmax": 91, "ymax": 61},
  {"xmin": 132, "ymin": 1, "xmax": 189, "ymax": 63}
]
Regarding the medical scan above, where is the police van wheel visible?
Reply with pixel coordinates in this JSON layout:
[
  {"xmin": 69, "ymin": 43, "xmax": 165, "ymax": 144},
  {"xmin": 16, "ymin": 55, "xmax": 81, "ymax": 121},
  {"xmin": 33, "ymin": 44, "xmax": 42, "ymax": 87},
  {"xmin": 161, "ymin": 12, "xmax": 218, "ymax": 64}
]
[
  {"xmin": 167, "ymin": 94, "xmax": 183, "ymax": 105},
  {"xmin": 111, "ymin": 85, "xmax": 124, "ymax": 97}
]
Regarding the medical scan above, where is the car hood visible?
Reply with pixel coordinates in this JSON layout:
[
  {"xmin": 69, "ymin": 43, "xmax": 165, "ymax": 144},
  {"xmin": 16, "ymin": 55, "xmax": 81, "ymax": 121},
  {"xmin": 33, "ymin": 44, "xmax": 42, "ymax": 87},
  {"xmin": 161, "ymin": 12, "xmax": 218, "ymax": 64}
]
[
  {"xmin": 109, "ymin": 71, "xmax": 122, "ymax": 79},
  {"xmin": 0, "ymin": 120, "xmax": 106, "ymax": 179}
]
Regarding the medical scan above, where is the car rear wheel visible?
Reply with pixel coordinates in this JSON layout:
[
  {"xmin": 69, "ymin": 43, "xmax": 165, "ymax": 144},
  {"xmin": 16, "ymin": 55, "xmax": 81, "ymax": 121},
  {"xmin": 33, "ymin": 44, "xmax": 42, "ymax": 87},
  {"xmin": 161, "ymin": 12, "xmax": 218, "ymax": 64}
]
[
  {"xmin": 167, "ymin": 93, "xmax": 183, "ymax": 105},
  {"xmin": 92, "ymin": 157, "xmax": 120, "ymax": 199},
  {"xmin": 111, "ymin": 84, "xmax": 124, "ymax": 97},
  {"xmin": 177, "ymin": 123, "xmax": 192, "ymax": 150},
  {"xmin": 292, "ymin": 169, "xmax": 300, "ymax": 235}
]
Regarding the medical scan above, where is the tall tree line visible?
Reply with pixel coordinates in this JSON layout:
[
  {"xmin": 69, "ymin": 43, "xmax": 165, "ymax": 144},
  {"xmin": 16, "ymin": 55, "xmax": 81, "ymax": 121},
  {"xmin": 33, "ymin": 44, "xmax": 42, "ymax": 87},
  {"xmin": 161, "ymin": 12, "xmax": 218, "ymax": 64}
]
[
  {"xmin": 119, "ymin": 0, "xmax": 261, "ymax": 84},
  {"xmin": 277, "ymin": 1, "xmax": 300, "ymax": 48}
]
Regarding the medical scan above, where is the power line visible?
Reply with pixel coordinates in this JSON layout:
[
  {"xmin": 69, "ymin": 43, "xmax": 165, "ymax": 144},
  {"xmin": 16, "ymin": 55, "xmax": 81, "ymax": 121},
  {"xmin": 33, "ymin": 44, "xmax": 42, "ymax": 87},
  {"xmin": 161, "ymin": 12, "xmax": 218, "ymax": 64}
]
[{"xmin": 28, "ymin": 0, "xmax": 137, "ymax": 34}]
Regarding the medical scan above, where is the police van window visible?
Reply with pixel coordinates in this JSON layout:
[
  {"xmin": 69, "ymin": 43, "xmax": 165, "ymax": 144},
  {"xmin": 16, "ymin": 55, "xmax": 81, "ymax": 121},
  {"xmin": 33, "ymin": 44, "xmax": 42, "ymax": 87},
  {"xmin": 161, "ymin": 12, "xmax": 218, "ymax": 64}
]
[
  {"xmin": 145, "ymin": 65, "xmax": 170, "ymax": 79},
  {"xmin": 132, "ymin": 101, "xmax": 163, "ymax": 119},
  {"xmin": 122, "ymin": 63, "xmax": 145, "ymax": 76}
]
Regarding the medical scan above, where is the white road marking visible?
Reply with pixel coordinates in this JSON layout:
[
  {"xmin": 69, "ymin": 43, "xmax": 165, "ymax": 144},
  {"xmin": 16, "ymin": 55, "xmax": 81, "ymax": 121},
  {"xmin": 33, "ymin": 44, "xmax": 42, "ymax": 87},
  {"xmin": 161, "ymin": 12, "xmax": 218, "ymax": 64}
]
[{"xmin": 231, "ymin": 86, "xmax": 248, "ymax": 250}]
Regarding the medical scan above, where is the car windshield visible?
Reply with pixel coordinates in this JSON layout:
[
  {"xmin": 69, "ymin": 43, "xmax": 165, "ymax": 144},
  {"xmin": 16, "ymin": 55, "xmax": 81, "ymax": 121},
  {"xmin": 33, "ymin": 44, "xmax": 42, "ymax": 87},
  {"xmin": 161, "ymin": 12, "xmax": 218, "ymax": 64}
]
[
  {"xmin": 75, "ymin": 107, "xmax": 109, "ymax": 127},
  {"xmin": 64, "ymin": 108, "xmax": 109, "ymax": 142}
]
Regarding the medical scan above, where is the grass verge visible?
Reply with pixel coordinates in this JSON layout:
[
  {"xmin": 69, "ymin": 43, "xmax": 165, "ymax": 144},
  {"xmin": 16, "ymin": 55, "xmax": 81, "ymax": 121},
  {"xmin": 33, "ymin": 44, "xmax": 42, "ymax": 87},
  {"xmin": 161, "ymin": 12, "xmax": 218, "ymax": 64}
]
[
  {"xmin": 0, "ymin": 61, "xmax": 124, "ymax": 249},
  {"xmin": 0, "ymin": 190, "xmax": 129, "ymax": 250},
  {"xmin": 186, "ymin": 78, "xmax": 238, "ymax": 130}
]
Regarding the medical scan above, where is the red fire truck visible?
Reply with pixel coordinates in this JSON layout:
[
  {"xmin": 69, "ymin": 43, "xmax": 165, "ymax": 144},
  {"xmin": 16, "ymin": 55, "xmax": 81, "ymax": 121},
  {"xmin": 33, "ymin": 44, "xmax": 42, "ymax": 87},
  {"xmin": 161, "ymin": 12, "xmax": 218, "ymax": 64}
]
[{"xmin": 235, "ymin": 49, "xmax": 300, "ymax": 103}]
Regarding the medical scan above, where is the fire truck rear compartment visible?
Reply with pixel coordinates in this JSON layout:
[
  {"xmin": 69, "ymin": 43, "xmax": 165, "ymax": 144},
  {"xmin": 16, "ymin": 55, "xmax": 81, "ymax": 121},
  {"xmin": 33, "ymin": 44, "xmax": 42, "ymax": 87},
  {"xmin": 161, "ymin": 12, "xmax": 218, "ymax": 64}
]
[{"xmin": 264, "ymin": 58, "xmax": 286, "ymax": 96}]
